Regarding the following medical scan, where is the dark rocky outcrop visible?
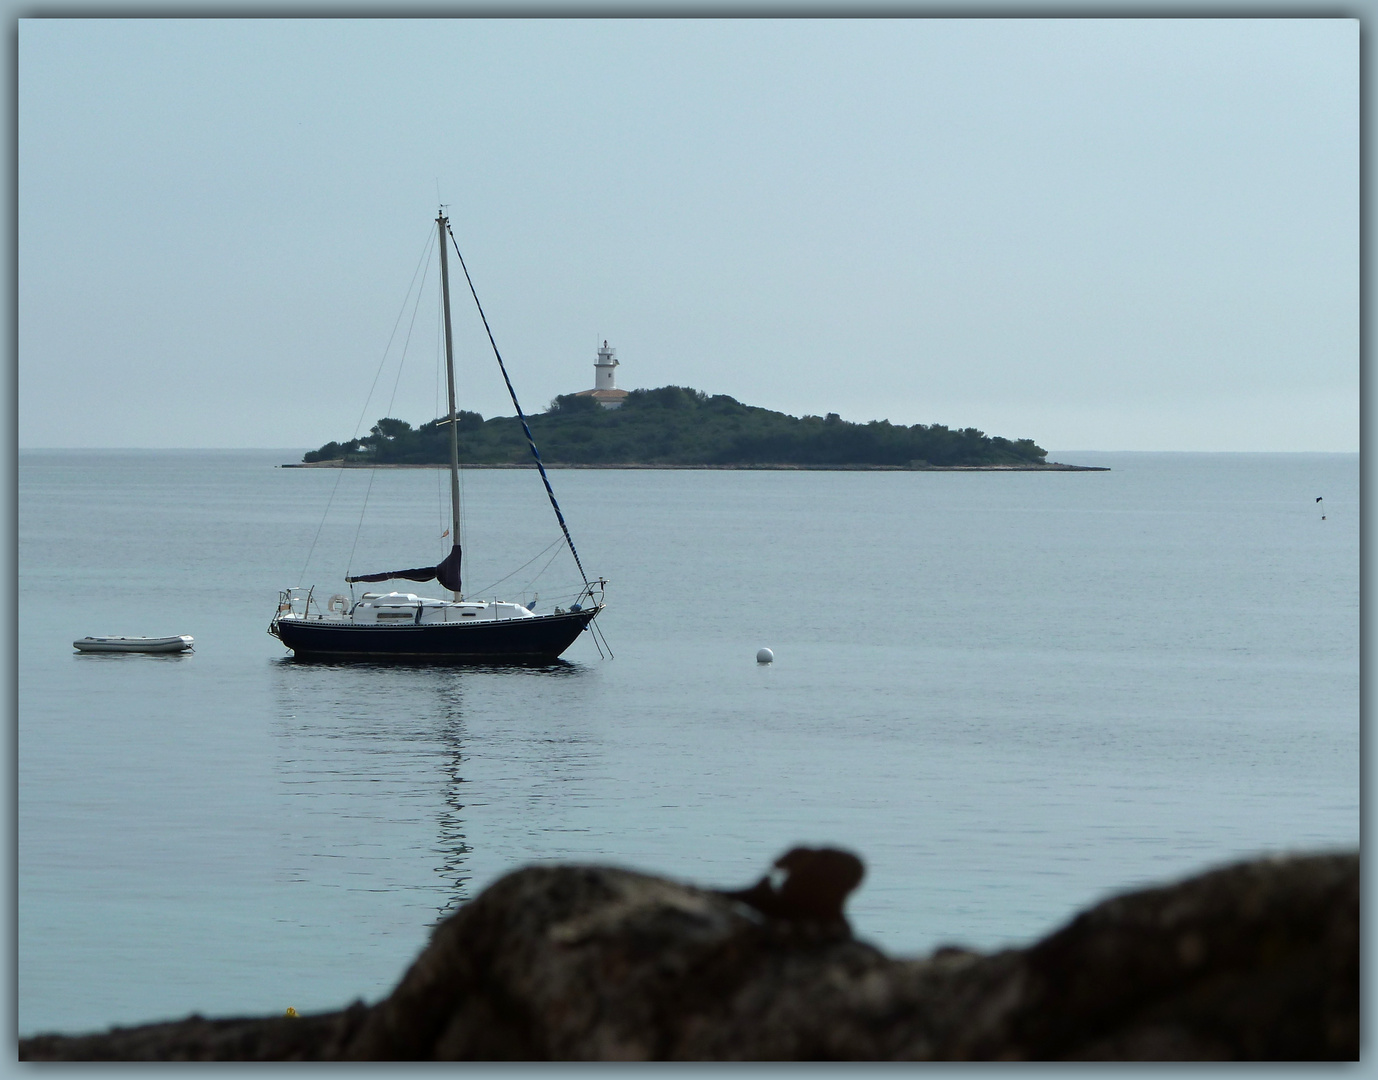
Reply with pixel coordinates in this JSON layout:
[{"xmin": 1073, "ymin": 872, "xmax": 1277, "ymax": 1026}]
[{"xmin": 20, "ymin": 847, "xmax": 1357, "ymax": 1061}]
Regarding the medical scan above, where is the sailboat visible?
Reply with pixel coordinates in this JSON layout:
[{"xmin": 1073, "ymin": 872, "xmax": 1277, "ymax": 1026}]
[{"xmin": 270, "ymin": 210, "xmax": 605, "ymax": 661}]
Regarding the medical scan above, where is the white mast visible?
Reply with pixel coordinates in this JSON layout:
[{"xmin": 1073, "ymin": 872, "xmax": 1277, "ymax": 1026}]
[{"xmin": 437, "ymin": 210, "xmax": 462, "ymax": 599}]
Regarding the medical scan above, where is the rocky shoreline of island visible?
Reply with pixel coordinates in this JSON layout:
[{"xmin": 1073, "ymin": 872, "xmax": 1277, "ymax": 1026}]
[
  {"xmin": 282, "ymin": 460, "xmax": 1109, "ymax": 472},
  {"xmin": 296, "ymin": 386, "xmax": 1073, "ymax": 471}
]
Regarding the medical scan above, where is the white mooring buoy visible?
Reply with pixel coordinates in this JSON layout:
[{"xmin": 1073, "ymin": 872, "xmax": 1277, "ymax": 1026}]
[{"xmin": 756, "ymin": 648, "xmax": 774, "ymax": 664}]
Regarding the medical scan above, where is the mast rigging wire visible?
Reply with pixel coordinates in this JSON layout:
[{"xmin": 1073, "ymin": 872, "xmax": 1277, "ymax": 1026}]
[
  {"xmin": 443, "ymin": 222, "xmax": 592, "ymax": 590},
  {"xmin": 346, "ymin": 232, "xmax": 437, "ymax": 581},
  {"xmin": 300, "ymin": 225, "xmax": 436, "ymax": 585},
  {"xmin": 470, "ymin": 535, "xmax": 564, "ymax": 597}
]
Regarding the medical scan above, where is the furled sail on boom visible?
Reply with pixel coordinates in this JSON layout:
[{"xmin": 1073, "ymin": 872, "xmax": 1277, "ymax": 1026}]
[{"xmin": 346, "ymin": 542, "xmax": 463, "ymax": 593}]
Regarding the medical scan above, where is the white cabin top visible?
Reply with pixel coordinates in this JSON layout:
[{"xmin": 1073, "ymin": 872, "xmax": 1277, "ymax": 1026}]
[{"xmin": 311, "ymin": 591, "xmax": 538, "ymax": 624}]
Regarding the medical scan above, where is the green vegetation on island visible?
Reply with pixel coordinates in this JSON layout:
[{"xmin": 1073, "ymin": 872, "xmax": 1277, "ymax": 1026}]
[{"xmin": 302, "ymin": 386, "xmax": 1048, "ymax": 468}]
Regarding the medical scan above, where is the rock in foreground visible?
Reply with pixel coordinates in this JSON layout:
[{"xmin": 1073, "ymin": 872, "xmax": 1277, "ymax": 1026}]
[{"xmin": 20, "ymin": 848, "xmax": 1357, "ymax": 1061}]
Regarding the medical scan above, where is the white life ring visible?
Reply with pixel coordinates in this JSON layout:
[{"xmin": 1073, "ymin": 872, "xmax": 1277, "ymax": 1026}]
[{"xmin": 327, "ymin": 594, "xmax": 350, "ymax": 614}]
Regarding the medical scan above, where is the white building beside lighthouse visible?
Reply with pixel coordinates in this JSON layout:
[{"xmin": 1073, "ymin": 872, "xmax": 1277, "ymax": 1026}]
[{"xmin": 574, "ymin": 340, "xmax": 629, "ymax": 409}]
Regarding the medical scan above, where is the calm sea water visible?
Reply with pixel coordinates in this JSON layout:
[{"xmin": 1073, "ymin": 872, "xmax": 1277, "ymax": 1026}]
[{"xmin": 18, "ymin": 450, "xmax": 1358, "ymax": 1036}]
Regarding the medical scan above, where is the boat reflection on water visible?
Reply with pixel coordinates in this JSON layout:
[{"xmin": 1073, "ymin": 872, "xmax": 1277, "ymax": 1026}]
[
  {"xmin": 432, "ymin": 708, "xmax": 470, "ymax": 921},
  {"xmin": 268, "ymin": 658, "xmax": 586, "ymax": 921}
]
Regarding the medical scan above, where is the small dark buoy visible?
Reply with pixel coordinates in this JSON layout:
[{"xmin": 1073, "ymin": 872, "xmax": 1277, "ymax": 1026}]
[{"xmin": 756, "ymin": 648, "xmax": 773, "ymax": 664}]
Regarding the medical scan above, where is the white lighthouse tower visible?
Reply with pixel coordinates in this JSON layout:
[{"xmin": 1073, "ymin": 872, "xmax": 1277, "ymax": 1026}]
[
  {"xmin": 595, "ymin": 341, "xmax": 619, "ymax": 390},
  {"xmin": 575, "ymin": 340, "xmax": 629, "ymax": 409}
]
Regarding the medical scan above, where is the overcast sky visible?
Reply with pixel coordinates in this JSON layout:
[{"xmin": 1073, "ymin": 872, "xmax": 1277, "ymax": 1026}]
[{"xmin": 18, "ymin": 17, "xmax": 1357, "ymax": 451}]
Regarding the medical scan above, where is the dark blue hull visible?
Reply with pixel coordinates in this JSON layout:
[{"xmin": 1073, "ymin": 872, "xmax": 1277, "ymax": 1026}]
[{"xmin": 272, "ymin": 608, "xmax": 599, "ymax": 660}]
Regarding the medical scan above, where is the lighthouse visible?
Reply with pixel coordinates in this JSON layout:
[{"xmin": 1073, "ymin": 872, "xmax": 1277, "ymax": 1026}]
[
  {"xmin": 575, "ymin": 340, "xmax": 629, "ymax": 409},
  {"xmin": 595, "ymin": 341, "xmax": 618, "ymax": 390}
]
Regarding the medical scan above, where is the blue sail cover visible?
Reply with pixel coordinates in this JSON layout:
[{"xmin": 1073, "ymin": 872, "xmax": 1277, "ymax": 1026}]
[{"xmin": 346, "ymin": 543, "xmax": 462, "ymax": 593}]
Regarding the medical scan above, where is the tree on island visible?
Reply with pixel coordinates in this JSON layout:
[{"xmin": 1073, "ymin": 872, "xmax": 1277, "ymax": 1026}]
[{"xmin": 302, "ymin": 386, "xmax": 1047, "ymax": 468}]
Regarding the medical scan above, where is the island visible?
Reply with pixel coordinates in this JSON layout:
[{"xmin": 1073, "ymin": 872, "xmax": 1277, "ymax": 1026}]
[{"xmin": 294, "ymin": 386, "xmax": 1100, "ymax": 470}]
